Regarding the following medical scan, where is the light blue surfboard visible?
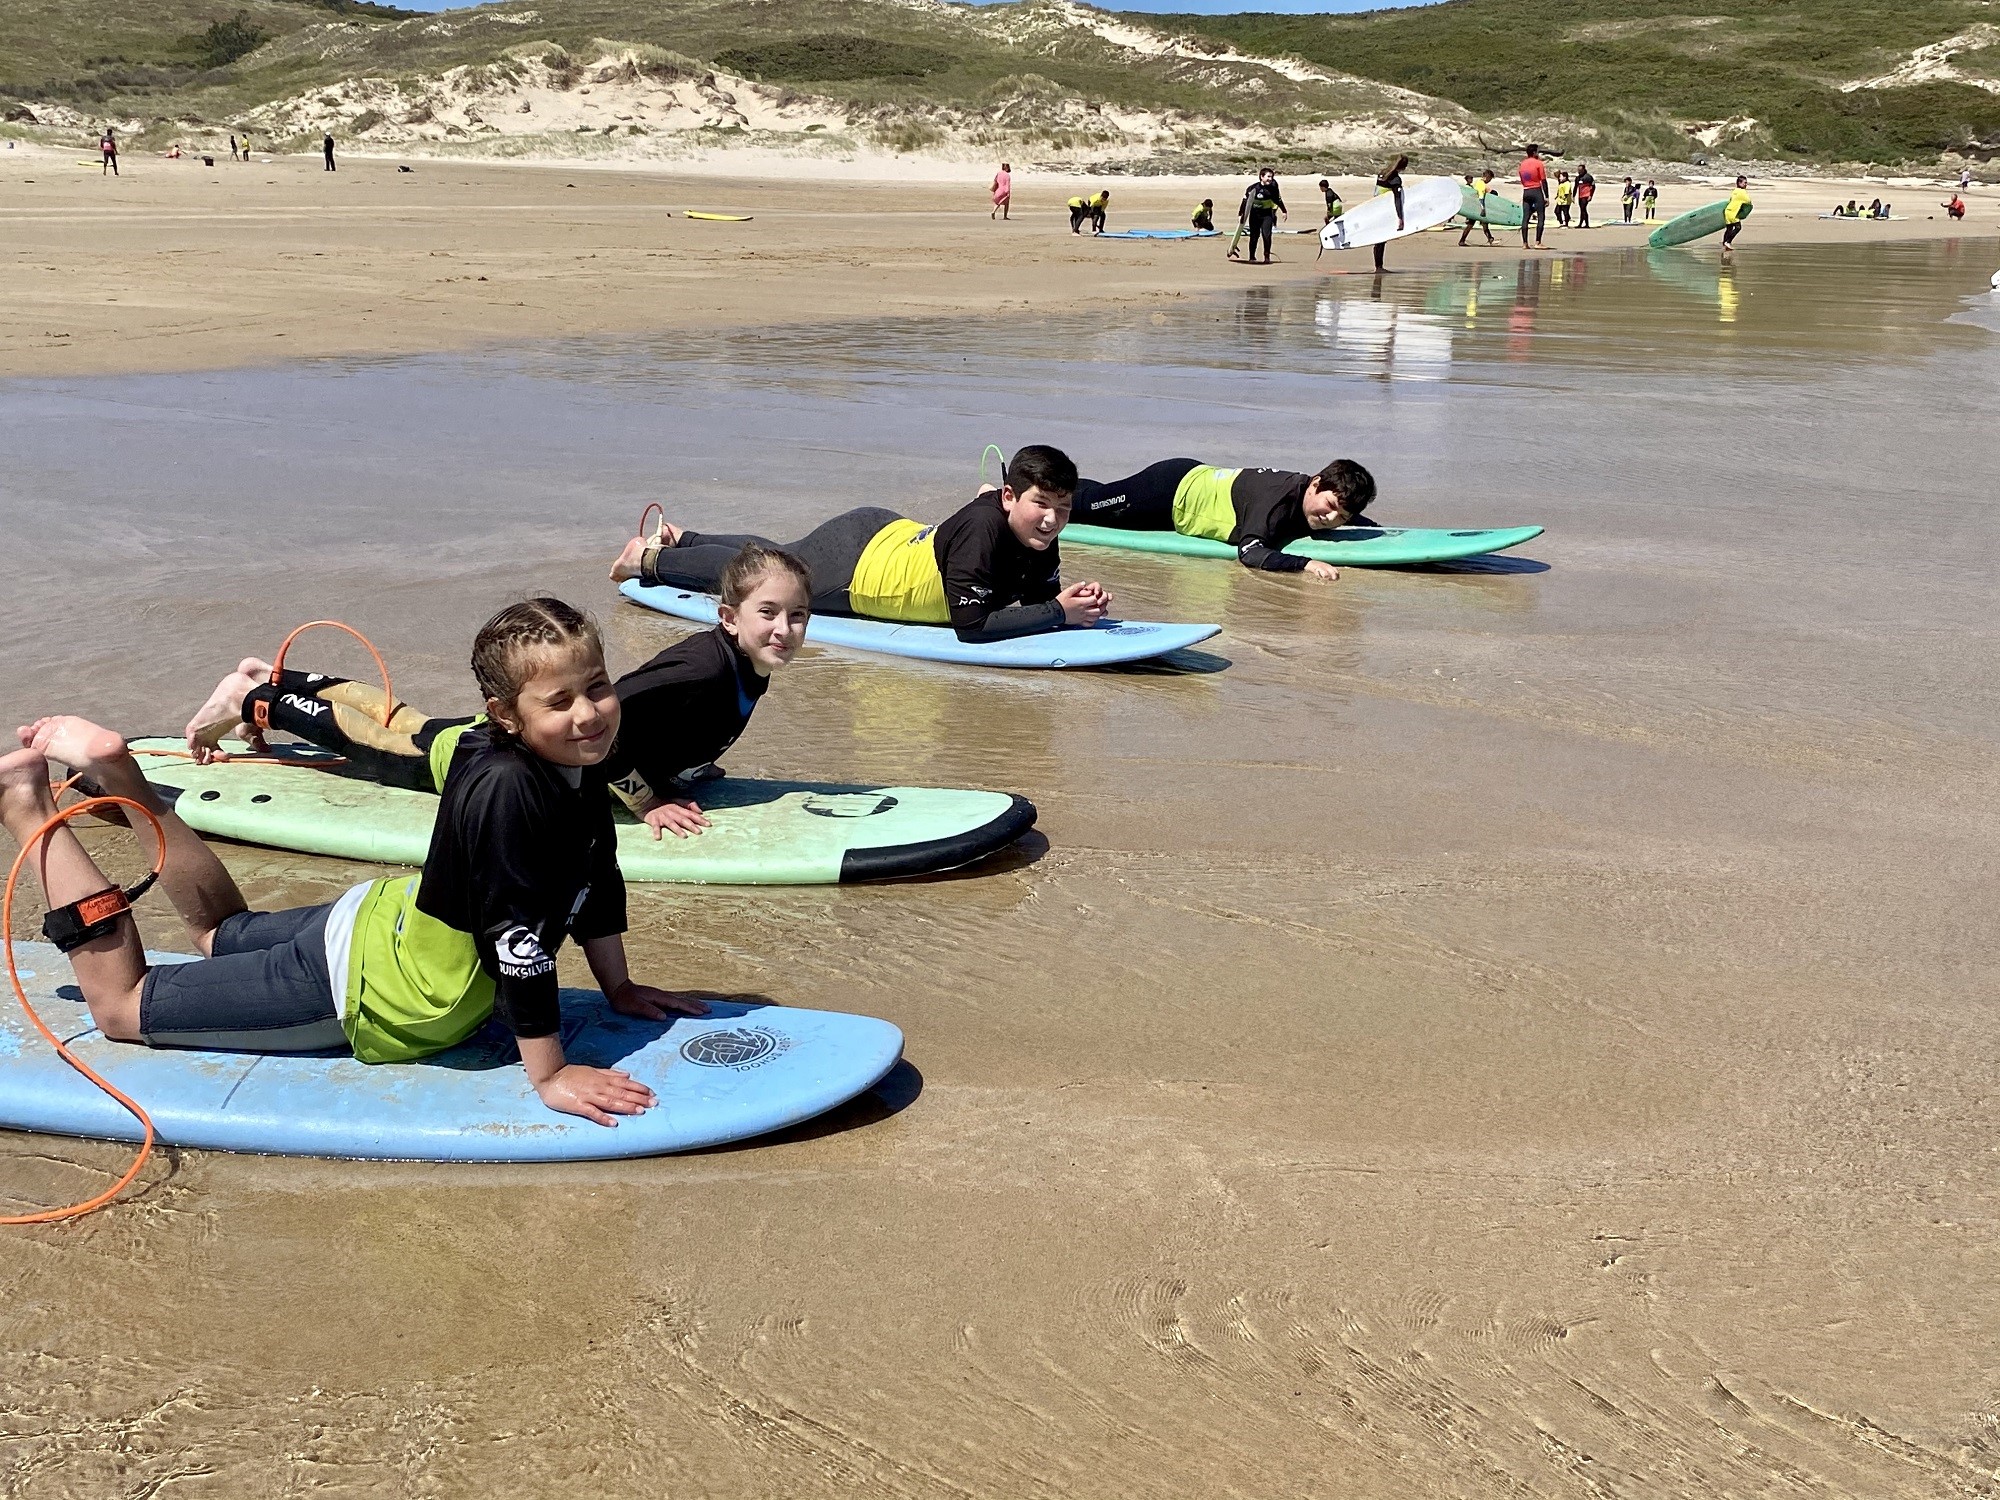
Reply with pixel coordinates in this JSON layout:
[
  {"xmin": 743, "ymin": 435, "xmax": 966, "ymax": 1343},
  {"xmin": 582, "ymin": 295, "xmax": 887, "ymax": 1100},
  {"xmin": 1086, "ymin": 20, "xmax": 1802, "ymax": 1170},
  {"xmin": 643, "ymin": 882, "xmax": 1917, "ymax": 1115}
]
[
  {"xmin": 1098, "ymin": 228, "xmax": 1221, "ymax": 240},
  {"xmin": 0, "ymin": 943, "xmax": 904, "ymax": 1161},
  {"xmin": 620, "ymin": 581, "xmax": 1220, "ymax": 668}
]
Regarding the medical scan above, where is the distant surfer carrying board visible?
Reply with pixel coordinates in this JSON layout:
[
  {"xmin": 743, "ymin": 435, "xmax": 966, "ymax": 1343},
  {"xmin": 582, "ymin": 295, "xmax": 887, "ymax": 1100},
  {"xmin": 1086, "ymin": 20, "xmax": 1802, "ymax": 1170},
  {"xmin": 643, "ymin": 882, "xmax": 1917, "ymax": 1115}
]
[
  {"xmin": 614, "ymin": 445, "xmax": 1113, "ymax": 644},
  {"xmin": 186, "ymin": 550, "xmax": 814, "ymax": 841},
  {"xmin": 1071, "ymin": 456, "xmax": 1378, "ymax": 583},
  {"xmin": 1517, "ymin": 144, "xmax": 1549, "ymax": 249},
  {"xmin": 1721, "ymin": 175, "xmax": 1752, "ymax": 256},
  {"xmin": 1459, "ymin": 169, "xmax": 1498, "ymax": 247},
  {"xmin": 3, "ymin": 604, "xmax": 707, "ymax": 1125},
  {"xmin": 1371, "ymin": 156, "xmax": 1408, "ymax": 271}
]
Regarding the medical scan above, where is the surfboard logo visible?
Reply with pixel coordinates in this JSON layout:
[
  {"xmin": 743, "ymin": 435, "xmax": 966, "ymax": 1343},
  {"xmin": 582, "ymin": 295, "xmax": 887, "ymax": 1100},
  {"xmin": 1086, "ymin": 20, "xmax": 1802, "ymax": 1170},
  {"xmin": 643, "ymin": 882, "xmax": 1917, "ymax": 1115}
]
[
  {"xmin": 803, "ymin": 793, "xmax": 898, "ymax": 819},
  {"xmin": 681, "ymin": 1026, "xmax": 791, "ymax": 1069}
]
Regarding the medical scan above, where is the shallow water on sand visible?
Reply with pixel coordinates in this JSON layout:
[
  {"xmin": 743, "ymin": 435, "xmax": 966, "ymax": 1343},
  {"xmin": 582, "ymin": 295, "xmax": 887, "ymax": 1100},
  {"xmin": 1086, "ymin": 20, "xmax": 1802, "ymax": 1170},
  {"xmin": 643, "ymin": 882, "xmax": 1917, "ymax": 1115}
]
[{"xmin": 3, "ymin": 239, "xmax": 2000, "ymax": 1497}]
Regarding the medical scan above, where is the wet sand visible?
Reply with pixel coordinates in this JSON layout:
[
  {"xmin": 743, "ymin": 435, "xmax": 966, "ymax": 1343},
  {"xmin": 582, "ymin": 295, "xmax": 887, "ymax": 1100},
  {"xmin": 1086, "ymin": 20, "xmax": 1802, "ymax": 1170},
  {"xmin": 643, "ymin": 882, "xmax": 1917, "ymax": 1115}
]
[
  {"xmin": 0, "ymin": 149, "xmax": 1990, "ymax": 377},
  {"xmin": 4, "ymin": 212, "xmax": 2000, "ymax": 1494}
]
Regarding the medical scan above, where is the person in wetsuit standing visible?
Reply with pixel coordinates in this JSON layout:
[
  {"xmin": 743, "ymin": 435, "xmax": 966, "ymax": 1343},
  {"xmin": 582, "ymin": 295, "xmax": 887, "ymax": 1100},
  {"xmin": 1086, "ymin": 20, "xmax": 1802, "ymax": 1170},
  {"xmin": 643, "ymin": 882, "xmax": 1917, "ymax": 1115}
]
[{"xmin": 1238, "ymin": 168, "xmax": 1287, "ymax": 265}]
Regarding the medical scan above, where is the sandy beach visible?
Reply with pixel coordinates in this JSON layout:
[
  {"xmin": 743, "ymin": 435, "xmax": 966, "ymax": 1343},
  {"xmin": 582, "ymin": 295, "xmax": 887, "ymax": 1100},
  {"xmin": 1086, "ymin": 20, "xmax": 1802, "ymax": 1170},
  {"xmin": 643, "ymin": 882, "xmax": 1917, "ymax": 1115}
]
[
  {"xmin": 4, "ymin": 146, "xmax": 2000, "ymax": 1498},
  {"xmin": 1, "ymin": 146, "xmax": 1988, "ymax": 377}
]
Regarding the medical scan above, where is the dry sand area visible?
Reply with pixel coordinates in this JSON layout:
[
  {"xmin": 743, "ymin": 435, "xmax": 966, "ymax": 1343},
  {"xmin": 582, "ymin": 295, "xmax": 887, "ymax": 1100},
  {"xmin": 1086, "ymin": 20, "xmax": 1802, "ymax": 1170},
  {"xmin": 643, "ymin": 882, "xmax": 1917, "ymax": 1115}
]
[
  {"xmin": 0, "ymin": 147, "xmax": 1985, "ymax": 377},
  {"xmin": 4, "ymin": 149, "xmax": 2000, "ymax": 1499}
]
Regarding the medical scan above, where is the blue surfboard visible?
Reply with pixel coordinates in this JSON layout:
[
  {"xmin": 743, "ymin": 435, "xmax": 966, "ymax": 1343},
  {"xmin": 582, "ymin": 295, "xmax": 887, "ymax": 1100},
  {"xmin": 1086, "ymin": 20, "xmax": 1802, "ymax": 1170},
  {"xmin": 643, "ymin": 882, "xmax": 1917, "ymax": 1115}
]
[
  {"xmin": 619, "ymin": 581, "xmax": 1220, "ymax": 668},
  {"xmin": 0, "ymin": 943, "xmax": 904, "ymax": 1161},
  {"xmin": 1098, "ymin": 228, "xmax": 1221, "ymax": 240}
]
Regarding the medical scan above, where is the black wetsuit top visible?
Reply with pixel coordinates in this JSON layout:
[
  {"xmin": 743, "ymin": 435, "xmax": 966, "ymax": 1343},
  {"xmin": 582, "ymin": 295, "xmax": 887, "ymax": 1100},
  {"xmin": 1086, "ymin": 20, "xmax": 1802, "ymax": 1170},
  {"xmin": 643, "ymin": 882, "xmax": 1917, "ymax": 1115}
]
[
  {"xmin": 417, "ymin": 728, "xmax": 626, "ymax": 1039},
  {"xmin": 1241, "ymin": 180, "xmax": 1287, "ymax": 217},
  {"xmin": 602, "ymin": 625, "xmax": 768, "ymax": 803},
  {"xmin": 933, "ymin": 490, "xmax": 1065, "ymax": 642},
  {"xmin": 1229, "ymin": 469, "xmax": 1321, "ymax": 574}
]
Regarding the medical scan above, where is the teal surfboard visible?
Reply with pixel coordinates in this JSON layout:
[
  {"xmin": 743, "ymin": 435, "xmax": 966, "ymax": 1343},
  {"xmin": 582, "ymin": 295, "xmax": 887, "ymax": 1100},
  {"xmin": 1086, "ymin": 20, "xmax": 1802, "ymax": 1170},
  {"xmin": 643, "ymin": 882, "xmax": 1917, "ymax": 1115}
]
[
  {"xmin": 1459, "ymin": 185, "xmax": 1525, "ymax": 227},
  {"xmin": 1058, "ymin": 523, "xmax": 1543, "ymax": 567},
  {"xmin": 1648, "ymin": 199, "xmax": 1733, "ymax": 249},
  {"xmin": 132, "ymin": 738, "xmax": 1034, "ymax": 884},
  {"xmin": 0, "ymin": 942, "xmax": 903, "ymax": 1161}
]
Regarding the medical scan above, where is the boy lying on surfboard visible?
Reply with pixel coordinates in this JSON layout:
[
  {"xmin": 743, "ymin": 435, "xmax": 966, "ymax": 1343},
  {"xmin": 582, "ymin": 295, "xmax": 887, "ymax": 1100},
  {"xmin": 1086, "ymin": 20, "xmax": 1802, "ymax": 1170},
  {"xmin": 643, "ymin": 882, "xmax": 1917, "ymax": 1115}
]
[
  {"xmin": 610, "ymin": 445, "xmax": 1115, "ymax": 645},
  {"xmin": 1070, "ymin": 457, "xmax": 1378, "ymax": 583}
]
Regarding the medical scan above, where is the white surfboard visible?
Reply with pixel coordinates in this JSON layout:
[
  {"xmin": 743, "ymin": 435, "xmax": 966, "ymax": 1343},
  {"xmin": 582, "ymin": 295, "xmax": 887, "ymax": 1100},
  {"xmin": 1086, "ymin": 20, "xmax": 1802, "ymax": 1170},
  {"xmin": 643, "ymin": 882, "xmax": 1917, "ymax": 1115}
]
[{"xmin": 1320, "ymin": 177, "xmax": 1464, "ymax": 252}]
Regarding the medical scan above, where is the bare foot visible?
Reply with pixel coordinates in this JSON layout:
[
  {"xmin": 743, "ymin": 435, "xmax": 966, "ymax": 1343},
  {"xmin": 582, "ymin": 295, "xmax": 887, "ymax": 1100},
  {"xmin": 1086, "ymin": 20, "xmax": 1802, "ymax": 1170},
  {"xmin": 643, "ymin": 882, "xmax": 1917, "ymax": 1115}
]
[
  {"xmin": 611, "ymin": 526, "xmax": 680, "ymax": 583},
  {"xmin": 22, "ymin": 716, "xmax": 138, "ymax": 787},
  {"xmin": 184, "ymin": 662, "xmax": 269, "ymax": 763},
  {"xmin": 0, "ymin": 746, "xmax": 58, "ymax": 837}
]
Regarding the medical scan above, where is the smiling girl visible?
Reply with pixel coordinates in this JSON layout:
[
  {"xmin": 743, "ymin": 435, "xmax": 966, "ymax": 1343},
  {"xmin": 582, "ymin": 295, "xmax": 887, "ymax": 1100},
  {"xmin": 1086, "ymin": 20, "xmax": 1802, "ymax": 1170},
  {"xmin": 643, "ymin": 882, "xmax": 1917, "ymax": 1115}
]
[
  {"xmin": 2, "ymin": 599, "xmax": 703, "ymax": 1125},
  {"xmin": 184, "ymin": 548, "xmax": 813, "ymax": 841}
]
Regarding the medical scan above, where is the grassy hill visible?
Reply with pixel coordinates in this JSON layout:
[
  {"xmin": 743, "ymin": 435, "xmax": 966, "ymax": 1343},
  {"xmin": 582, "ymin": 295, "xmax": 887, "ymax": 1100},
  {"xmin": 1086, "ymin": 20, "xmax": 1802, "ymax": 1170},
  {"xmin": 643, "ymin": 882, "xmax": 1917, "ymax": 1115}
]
[
  {"xmin": 4, "ymin": 0, "xmax": 1997, "ymax": 166},
  {"xmin": 1169, "ymin": 0, "xmax": 2000, "ymax": 163}
]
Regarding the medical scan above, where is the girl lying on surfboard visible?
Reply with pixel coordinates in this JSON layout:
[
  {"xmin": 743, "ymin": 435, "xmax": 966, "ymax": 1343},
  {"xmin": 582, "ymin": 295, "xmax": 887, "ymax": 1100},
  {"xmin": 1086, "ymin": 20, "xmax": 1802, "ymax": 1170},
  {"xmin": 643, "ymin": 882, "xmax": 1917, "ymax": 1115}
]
[
  {"xmin": 183, "ymin": 547, "xmax": 813, "ymax": 841},
  {"xmin": 609, "ymin": 444, "xmax": 1115, "ymax": 645},
  {"xmin": 4, "ymin": 599, "xmax": 704, "ymax": 1124},
  {"xmin": 1070, "ymin": 458, "xmax": 1377, "ymax": 582}
]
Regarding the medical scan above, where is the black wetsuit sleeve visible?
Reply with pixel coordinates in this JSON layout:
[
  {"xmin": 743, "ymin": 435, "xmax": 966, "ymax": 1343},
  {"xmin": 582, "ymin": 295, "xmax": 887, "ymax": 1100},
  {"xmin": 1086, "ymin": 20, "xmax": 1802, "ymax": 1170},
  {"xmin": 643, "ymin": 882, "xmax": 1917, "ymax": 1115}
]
[
  {"xmin": 938, "ymin": 500, "xmax": 1066, "ymax": 642},
  {"xmin": 572, "ymin": 789, "xmax": 627, "ymax": 944},
  {"xmin": 608, "ymin": 630, "xmax": 754, "ymax": 796},
  {"xmin": 1238, "ymin": 539, "xmax": 1310, "ymax": 573},
  {"xmin": 1229, "ymin": 471, "xmax": 1315, "ymax": 573},
  {"xmin": 1270, "ymin": 186, "xmax": 1288, "ymax": 213},
  {"xmin": 456, "ymin": 767, "xmax": 569, "ymax": 1039}
]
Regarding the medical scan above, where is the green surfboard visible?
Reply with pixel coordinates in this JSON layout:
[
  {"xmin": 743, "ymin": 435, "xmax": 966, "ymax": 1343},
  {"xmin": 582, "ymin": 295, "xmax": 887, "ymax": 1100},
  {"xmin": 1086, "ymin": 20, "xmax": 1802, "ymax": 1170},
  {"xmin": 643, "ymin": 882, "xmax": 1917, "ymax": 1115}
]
[
  {"xmin": 1459, "ymin": 185, "xmax": 1525, "ymax": 228},
  {"xmin": 1648, "ymin": 199, "xmax": 1733, "ymax": 249},
  {"xmin": 1059, "ymin": 523, "xmax": 1543, "ymax": 567},
  {"xmin": 131, "ymin": 739, "xmax": 1034, "ymax": 885}
]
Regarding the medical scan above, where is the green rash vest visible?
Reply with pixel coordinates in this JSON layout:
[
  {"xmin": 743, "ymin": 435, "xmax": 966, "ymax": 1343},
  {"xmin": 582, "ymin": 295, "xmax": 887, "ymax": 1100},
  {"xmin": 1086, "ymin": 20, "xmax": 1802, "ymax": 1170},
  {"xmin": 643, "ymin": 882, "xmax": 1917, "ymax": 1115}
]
[
  {"xmin": 337, "ymin": 726, "xmax": 627, "ymax": 1064},
  {"xmin": 1171, "ymin": 464, "xmax": 1319, "ymax": 574}
]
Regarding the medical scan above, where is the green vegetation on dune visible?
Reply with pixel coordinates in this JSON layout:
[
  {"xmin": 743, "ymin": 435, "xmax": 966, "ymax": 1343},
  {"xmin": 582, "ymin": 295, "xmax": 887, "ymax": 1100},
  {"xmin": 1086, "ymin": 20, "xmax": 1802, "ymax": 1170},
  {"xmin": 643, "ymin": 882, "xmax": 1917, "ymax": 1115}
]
[
  {"xmin": 2, "ymin": 0, "xmax": 1994, "ymax": 165},
  {"xmin": 1166, "ymin": 0, "xmax": 2000, "ymax": 162}
]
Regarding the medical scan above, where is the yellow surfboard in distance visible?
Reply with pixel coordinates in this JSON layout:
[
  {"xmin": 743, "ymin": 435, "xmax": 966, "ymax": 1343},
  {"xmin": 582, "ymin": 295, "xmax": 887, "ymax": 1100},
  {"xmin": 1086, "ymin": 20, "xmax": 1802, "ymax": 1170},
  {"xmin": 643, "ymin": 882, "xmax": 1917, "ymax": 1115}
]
[{"xmin": 686, "ymin": 210, "xmax": 752, "ymax": 221}]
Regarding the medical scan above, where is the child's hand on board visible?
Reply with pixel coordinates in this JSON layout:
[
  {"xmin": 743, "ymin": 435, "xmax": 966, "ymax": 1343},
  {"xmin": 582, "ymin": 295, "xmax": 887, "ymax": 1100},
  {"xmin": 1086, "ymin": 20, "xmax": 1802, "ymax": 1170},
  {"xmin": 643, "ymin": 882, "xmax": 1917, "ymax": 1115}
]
[
  {"xmin": 609, "ymin": 980, "xmax": 710, "ymax": 1022},
  {"xmin": 536, "ymin": 1063, "xmax": 656, "ymax": 1126},
  {"xmin": 644, "ymin": 797, "xmax": 710, "ymax": 839}
]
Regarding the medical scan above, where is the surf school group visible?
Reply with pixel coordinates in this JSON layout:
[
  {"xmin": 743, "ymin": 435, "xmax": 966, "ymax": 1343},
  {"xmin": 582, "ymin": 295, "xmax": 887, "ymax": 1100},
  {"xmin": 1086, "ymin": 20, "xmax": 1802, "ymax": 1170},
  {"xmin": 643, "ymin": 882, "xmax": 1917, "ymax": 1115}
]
[
  {"xmin": 1048, "ymin": 147, "xmax": 1756, "ymax": 262},
  {"xmin": 0, "ymin": 440, "xmax": 1542, "ymax": 1175}
]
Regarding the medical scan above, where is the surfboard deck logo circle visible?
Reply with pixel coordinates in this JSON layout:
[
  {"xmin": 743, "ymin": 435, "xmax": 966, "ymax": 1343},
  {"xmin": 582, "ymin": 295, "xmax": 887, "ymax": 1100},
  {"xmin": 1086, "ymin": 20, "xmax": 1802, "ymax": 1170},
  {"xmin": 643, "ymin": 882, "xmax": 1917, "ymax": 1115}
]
[{"xmin": 681, "ymin": 1027, "xmax": 791, "ymax": 1069}]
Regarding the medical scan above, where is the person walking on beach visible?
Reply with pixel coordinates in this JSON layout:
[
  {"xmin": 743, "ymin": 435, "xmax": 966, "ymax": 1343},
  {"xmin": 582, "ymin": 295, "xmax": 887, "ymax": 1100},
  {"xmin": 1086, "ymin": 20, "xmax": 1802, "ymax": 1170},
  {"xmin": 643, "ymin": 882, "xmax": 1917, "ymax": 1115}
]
[
  {"xmin": 1721, "ymin": 175, "xmax": 1753, "ymax": 257},
  {"xmin": 1574, "ymin": 164, "xmax": 1596, "ymax": 228},
  {"xmin": 1517, "ymin": 144, "xmax": 1548, "ymax": 248},
  {"xmin": 991, "ymin": 162, "xmax": 1011, "ymax": 220},
  {"xmin": 1642, "ymin": 179, "xmax": 1659, "ymax": 220},
  {"xmin": 99, "ymin": 126, "xmax": 118, "ymax": 177},
  {"xmin": 1238, "ymin": 168, "xmax": 1287, "ymax": 265},
  {"xmin": 1458, "ymin": 169, "xmax": 1497, "ymax": 247},
  {"xmin": 229, "ymin": 133, "xmax": 239, "ymax": 162},
  {"xmin": 1553, "ymin": 170, "xmax": 1573, "ymax": 227},
  {"xmin": 323, "ymin": 132, "xmax": 337, "ymax": 171},
  {"xmin": 1960, "ymin": 165, "xmax": 1973, "ymax": 194},
  {"xmin": 1620, "ymin": 176, "xmax": 1639, "ymax": 223},
  {"xmin": 1319, "ymin": 177, "xmax": 1343, "ymax": 225}
]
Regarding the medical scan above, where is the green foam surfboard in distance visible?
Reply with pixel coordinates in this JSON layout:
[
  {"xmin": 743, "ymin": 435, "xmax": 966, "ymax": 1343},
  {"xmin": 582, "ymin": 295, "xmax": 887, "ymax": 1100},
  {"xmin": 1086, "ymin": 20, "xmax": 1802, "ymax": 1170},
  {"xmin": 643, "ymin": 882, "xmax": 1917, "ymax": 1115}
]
[
  {"xmin": 1059, "ymin": 523, "xmax": 1543, "ymax": 567},
  {"xmin": 1648, "ymin": 200, "xmax": 1730, "ymax": 249},
  {"xmin": 132, "ymin": 739, "xmax": 1033, "ymax": 885}
]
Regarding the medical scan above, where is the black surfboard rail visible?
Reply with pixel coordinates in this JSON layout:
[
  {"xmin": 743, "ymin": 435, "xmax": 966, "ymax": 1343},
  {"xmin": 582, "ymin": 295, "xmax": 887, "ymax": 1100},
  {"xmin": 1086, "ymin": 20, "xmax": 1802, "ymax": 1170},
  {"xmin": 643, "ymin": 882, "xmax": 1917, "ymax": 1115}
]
[{"xmin": 838, "ymin": 795, "xmax": 1037, "ymax": 882}]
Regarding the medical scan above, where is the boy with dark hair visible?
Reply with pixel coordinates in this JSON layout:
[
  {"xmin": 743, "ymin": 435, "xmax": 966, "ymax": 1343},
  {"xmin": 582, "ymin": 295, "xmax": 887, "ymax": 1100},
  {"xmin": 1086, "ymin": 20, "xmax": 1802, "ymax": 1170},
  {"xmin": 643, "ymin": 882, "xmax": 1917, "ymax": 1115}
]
[
  {"xmin": 614, "ymin": 446, "xmax": 1113, "ymax": 643},
  {"xmin": 1071, "ymin": 456, "xmax": 1378, "ymax": 583}
]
